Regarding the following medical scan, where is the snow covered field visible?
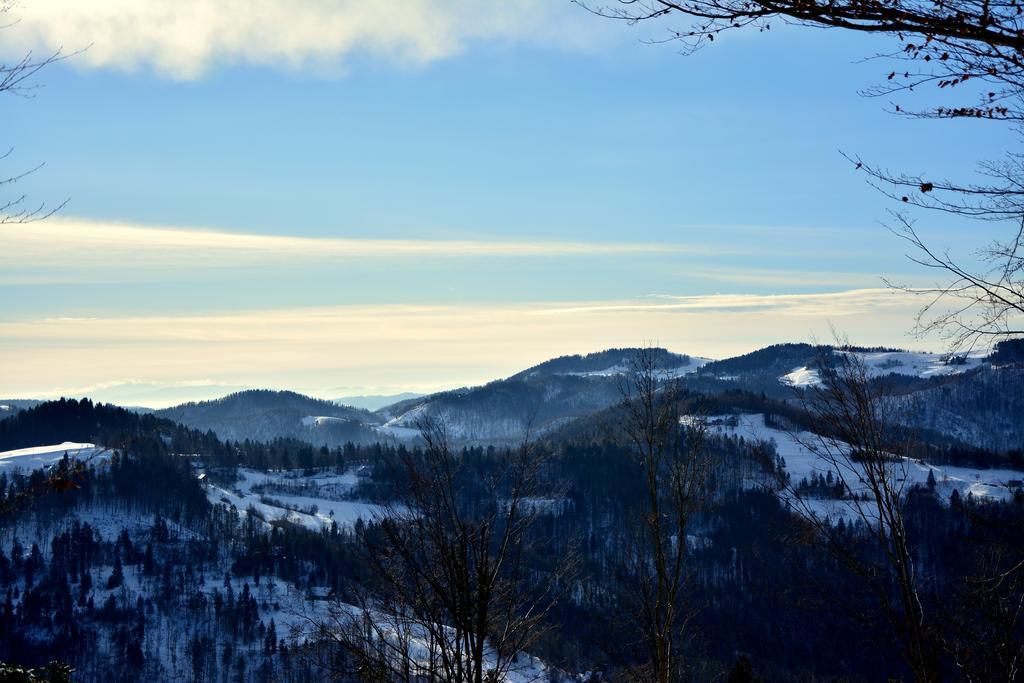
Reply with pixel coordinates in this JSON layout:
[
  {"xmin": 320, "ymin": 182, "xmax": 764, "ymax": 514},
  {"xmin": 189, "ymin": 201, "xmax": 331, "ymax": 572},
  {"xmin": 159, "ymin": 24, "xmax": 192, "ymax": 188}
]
[
  {"xmin": 566, "ymin": 356, "xmax": 714, "ymax": 378},
  {"xmin": 780, "ymin": 366, "xmax": 822, "ymax": 387},
  {"xmin": 0, "ymin": 442, "xmax": 113, "ymax": 472},
  {"xmin": 704, "ymin": 414, "xmax": 1023, "ymax": 516},
  {"xmin": 278, "ymin": 598, "xmax": 558, "ymax": 682},
  {"xmin": 376, "ymin": 401, "xmax": 429, "ymax": 439},
  {"xmin": 300, "ymin": 415, "xmax": 349, "ymax": 427},
  {"xmin": 203, "ymin": 467, "xmax": 387, "ymax": 531},
  {"xmin": 781, "ymin": 349, "xmax": 987, "ymax": 387}
]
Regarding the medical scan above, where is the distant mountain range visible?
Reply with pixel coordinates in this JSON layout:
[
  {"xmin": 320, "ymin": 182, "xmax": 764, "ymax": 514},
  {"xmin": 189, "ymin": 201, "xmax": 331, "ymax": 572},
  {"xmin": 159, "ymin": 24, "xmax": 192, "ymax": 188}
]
[
  {"xmin": 332, "ymin": 392, "xmax": 425, "ymax": 412},
  {"xmin": 4, "ymin": 341, "xmax": 1022, "ymax": 451}
]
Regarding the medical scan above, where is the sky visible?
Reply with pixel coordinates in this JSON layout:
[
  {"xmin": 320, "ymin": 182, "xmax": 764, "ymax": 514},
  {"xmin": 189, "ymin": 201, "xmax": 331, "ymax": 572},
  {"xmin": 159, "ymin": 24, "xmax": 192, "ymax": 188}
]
[{"xmin": 0, "ymin": 1, "xmax": 1013, "ymax": 407}]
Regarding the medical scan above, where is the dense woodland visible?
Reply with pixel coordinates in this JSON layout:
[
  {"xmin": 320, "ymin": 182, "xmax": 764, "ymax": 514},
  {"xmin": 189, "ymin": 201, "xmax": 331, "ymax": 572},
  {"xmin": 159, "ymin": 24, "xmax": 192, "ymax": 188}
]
[{"xmin": 0, "ymin": 394, "xmax": 1021, "ymax": 681}]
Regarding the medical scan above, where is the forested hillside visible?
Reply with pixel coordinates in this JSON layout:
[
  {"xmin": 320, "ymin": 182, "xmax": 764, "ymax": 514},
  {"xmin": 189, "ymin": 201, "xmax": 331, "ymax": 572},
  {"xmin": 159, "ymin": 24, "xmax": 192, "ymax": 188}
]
[{"xmin": 2, "ymin": 388, "xmax": 1022, "ymax": 681}]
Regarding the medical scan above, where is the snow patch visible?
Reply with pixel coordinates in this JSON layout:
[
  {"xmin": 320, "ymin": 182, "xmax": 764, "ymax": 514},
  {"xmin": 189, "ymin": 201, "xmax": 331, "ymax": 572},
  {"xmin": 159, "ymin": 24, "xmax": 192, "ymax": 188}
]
[
  {"xmin": 564, "ymin": 356, "xmax": 714, "ymax": 378},
  {"xmin": 0, "ymin": 442, "xmax": 112, "ymax": 471},
  {"xmin": 841, "ymin": 349, "xmax": 986, "ymax": 379},
  {"xmin": 703, "ymin": 413, "xmax": 1023, "ymax": 518},
  {"xmin": 203, "ymin": 467, "xmax": 387, "ymax": 531},
  {"xmin": 781, "ymin": 366, "xmax": 820, "ymax": 387},
  {"xmin": 781, "ymin": 350, "xmax": 987, "ymax": 387},
  {"xmin": 301, "ymin": 415, "xmax": 348, "ymax": 427},
  {"xmin": 848, "ymin": 349, "xmax": 986, "ymax": 378}
]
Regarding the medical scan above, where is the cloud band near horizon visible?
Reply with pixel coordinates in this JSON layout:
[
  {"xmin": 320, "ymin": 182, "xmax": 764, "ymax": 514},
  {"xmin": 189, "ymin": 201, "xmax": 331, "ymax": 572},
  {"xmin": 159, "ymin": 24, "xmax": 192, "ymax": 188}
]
[
  {"xmin": 1, "ymin": 289, "xmax": 934, "ymax": 406},
  {"xmin": 0, "ymin": 217, "xmax": 722, "ymax": 282}
]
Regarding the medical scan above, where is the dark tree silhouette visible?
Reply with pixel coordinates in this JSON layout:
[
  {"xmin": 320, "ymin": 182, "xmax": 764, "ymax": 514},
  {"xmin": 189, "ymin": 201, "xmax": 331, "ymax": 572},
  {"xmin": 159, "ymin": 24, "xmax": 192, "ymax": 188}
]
[
  {"xmin": 617, "ymin": 347, "xmax": 710, "ymax": 683},
  {"xmin": 307, "ymin": 418, "xmax": 574, "ymax": 682},
  {"xmin": 583, "ymin": 0, "xmax": 1024, "ymax": 121},
  {"xmin": 784, "ymin": 347, "xmax": 940, "ymax": 682}
]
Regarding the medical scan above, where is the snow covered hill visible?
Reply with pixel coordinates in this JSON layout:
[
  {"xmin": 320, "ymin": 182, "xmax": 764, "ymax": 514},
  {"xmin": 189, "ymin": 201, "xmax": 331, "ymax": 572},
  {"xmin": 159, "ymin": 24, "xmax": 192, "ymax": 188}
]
[
  {"xmin": 781, "ymin": 349, "xmax": 987, "ymax": 387},
  {"xmin": 703, "ymin": 413, "xmax": 1023, "ymax": 519},
  {"xmin": 0, "ymin": 442, "xmax": 112, "ymax": 471},
  {"xmin": 887, "ymin": 365, "xmax": 1024, "ymax": 451},
  {"xmin": 376, "ymin": 347, "xmax": 712, "ymax": 443},
  {"xmin": 123, "ymin": 343, "xmax": 1021, "ymax": 451},
  {"xmin": 375, "ymin": 376, "xmax": 625, "ymax": 443},
  {"xmin": 203, "ymin": 467, "xmax": 387, "ymax": 532},
  {"xmin": 509, "ymin": 347, "xmax": 710, "ymax": 381}
]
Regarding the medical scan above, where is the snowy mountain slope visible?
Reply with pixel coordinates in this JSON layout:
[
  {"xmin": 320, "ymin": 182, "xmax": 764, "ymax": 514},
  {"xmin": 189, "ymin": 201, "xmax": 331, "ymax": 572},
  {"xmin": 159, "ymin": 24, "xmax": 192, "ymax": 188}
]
[
  {"xmin": 887, "ymin": 365, "xmax": 1024, "ymax": 451},
  {"xmin": 376, "ymin": 376, "xmax": 626, "ymax": 443},
  {"xmin": 770, "ymin": 349, "xmax": 1022, "ymax": 450},
  {"xmin": 699, "ymin": 343, "xmax": 821, "ymax": 379},
  {"xmin": 0, "ymin": 442, "xmax": 112, "ymax": 471},
  {"xmin": 781, "ymin": 349, "xmax": 987, "ymax": 387},
  {"xmin": 780, "ymin": 366, "xmax": 821, "ymax": 387},
  {"xmin": 376, "ymin": 347, "xmax": 710, "ymax": 443},
  {"xmin": 204, "ymin": 467, "xmax": 387, "ymax": 532},
  {"xmin": 102, "ymin": 343, "xmax": 1021, "ymax": 451},
  {"xmin": 333, "ymin": 392, "xmax": 426, "ymax": 411},
  {"xmin": 509, "ymin": 347, "xmax": 709, "ymax": 381},
  {"xmin": 704, "ymin": 413, "xmax": 1022, "ymax": 516}
]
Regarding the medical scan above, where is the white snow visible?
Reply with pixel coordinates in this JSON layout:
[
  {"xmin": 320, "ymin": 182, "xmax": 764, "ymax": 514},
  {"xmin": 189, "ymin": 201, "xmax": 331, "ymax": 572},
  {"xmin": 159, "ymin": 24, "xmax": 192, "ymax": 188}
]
[
  {"xmin": 565, "ymin": 356, "xmax": 714, "ymax": 379},
  {"xmin": 203, "ymin": 467, "xmax": 387, "ymax": 531},
  {"xmin": 702, "ymin": 414, "xmax": 1023, "ymax": 518},
  {"xmin": 843, "ymin": 349, "xmax": 986, "ymax": 379},
  {"xmin": 781, "ymin": 366, "xmax": 821, "ymax": 387},
  {"xmin": 0, "ymin": 442, "xmax": 112, "ymax": 471},
  {"xmin": 283, "ymin": 599, "xmax": 557, "ymax": 682},
  {"xmin": 781, "ymin": 349, "xmax": 986, "ymax": 387},
  {"xmin": 301, "ymin": 415, "xmax": 349, "ymax": 427},
  {"xmin": 377, "ymin": 402, "xmax": 430, "ymax": 439}
]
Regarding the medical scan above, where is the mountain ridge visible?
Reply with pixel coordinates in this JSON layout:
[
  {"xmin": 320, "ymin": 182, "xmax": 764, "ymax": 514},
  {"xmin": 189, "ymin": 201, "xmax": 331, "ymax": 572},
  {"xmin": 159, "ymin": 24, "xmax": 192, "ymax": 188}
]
[{"xmin": 12, "ymin": 342, "xmax": 1018, "ymax": 451}]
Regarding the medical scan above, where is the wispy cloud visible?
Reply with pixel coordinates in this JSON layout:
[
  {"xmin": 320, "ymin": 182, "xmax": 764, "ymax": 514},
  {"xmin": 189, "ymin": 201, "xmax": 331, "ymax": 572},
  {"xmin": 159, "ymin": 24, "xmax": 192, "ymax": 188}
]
[
  {"xmin": 3, "ymin": 1, "xmax": 603, "ymax": 79},
  {"xmin": 0, "ymin": 290, "xmax": 932, "ymax": 404},
  {"xmin": 538, "ymin": 289, "xmax": 914, "ymax": 316},
  {"xmin": 683, "ymin": 266, "xmax": 887, "ymax": 289},
  {"xmin": 0, "ymin": 217, "xmax": 727, "ymax": 283},
  {"xmin": 31, "ymin": 379, "xmax": 249, "ymax": 409}
]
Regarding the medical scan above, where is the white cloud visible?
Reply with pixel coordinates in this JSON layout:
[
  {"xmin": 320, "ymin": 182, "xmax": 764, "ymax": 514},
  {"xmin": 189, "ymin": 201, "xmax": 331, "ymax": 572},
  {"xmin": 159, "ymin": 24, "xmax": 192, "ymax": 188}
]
[
  {"xmin": 683, "ymin": 266, "xmax": 888, "ymax": 289},
  {"xmin": 0, "ymin": 216, "xmax": 722, "ymax": 282},
  {"xmin": 0, "ymin": 290, "xmax": 934, "ymax": 403},
  {"xmin": 537, "ymin": 289, "xmax": 915, "ymax": 316},
  {"xmin": 3, "ymin": 1, "xmax": 602, "ymax": 79}
]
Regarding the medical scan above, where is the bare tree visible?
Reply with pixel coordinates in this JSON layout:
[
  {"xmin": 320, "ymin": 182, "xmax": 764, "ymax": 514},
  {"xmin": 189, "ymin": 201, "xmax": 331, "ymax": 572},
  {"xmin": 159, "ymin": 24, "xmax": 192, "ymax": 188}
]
[
  {"xmin": 617, "ymin": 347, "xmax": 710, "ymax": 683},
  {"xmin": 0, "ymin": 1, "xmax": 69, "ymax": 225},
  {"xmin": 582, "ymin": 0, "xmax": 1024, "ymax": 122},
  {"xmin": 779, "ymin": 347, "xmax": 939, "ymax": 682},
  {"xmin": 879, "ymin": 210, "xmax": 1024, "ymax": 349},
  {"xmin": 777, "ymin": 345, "xmax": 1024, "ymax": 681},
  {"xmin": 583, "ymin": 0, "xmax": 1024, "ymax": 349},
  {"xmin": 311, "ymin": 418, "xmax": 573, "ymax": 682},
  {"xmin": 943, "ymin": 530, "xmax": 1024, "ymax": 682}
]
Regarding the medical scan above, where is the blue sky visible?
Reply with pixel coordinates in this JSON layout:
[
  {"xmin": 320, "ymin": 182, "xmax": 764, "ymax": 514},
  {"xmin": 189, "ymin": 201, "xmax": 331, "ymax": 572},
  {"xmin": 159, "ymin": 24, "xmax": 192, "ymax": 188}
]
[{"xmin": 0, "ymin": 1, "xmax": 1011, "ymax": 405}]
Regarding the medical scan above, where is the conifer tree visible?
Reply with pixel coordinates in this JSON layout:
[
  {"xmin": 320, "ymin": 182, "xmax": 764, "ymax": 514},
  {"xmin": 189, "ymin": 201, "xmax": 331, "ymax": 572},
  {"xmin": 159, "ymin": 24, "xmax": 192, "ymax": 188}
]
[{"xmin": 107, "ymin": 551, "xmax": 124, "ymax": 590}]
